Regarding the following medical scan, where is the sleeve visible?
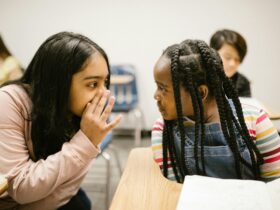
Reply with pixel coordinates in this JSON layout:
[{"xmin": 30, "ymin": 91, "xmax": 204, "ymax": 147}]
[
  {"xmin": 18, "ymin": 164, "xmax": 91, "ymax": 210},
  {"xmin": 0, "ymin": 89, "xmax": 99, "ymax": 204},
  {"xmin": 151, "ymin": 118, "xmax": 164, "ymax": 168},
  {"xmin": 253, "ymin": 109, "xmax": 280, "ymax": 180},
  {"xmin": 151, "ymin": 118, "xmax": 175, "ymax": 180}
]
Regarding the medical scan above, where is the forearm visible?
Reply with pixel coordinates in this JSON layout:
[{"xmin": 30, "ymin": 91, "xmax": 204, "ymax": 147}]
[{"xmin": 4, "ymin": 131, "xmax": 98, "ymax": 204}]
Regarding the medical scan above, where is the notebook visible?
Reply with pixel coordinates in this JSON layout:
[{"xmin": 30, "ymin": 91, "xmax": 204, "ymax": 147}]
[{"xmin": 176, "ymin": 175, "xmax": 280, "ymax": 210}]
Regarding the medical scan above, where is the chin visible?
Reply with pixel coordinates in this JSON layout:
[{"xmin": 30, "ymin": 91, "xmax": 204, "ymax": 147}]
[{"xmin": 162, "ymin": 115, "xmax": 175, "ymax": 121}]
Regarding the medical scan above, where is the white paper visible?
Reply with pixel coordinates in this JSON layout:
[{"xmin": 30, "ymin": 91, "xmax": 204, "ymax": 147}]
[{"xmin": 176, "ymin": 175, "xmax": 275, "ymax": 210}]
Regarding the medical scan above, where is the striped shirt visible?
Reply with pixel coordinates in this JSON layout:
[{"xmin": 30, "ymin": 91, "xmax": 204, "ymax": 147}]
[{"xmin": 151, "ymin": 103, "xmax": 280, "ymax": 181}]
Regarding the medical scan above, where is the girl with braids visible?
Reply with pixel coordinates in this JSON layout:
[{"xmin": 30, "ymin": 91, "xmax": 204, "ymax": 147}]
[
  {"xmin": 152, "ymin": 39, "xmax": 280, "ymax": 184},
  {"xmin": 0, "ymin": 32, "xmax": 122, "ymax": 209}
]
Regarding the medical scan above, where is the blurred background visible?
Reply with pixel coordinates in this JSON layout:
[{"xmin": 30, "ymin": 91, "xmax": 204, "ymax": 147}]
[
  {"xmin": 2, "ymin": 0, "xmax": 280, "ymax": 209},
  {"xmin": 1, "ymin": 0, "xmax": 280, "ymax": 130}
]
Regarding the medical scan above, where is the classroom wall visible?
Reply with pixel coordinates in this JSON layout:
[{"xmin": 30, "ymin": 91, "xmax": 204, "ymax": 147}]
[{"xmin": 1, "ymin": 0, "xmax": 279, "ymax": 129}]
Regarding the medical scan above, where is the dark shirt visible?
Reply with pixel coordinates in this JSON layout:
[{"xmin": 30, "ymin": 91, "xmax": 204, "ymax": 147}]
[{"xmin": 230, "ymin": 72, "xmax": 251, "ymax": 97}]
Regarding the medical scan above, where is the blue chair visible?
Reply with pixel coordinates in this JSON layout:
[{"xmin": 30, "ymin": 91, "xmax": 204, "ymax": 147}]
[
  {"xmin": 99, "ymin": 132, "xmax": 122, "ymax": 209},
  {"xmin": 110, "ymin": 65, "xmax": 145, "ymax": 146}
]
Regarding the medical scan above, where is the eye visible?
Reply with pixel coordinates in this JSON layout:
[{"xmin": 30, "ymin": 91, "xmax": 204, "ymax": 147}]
[
  {"xmin": 158, "ymin": 85, "xmax": 166, "ymax": 92},
  {"xmin": 88, "ymin": 82, "xmax": 98, "ymax": 88},
  {"xmin": 223, "ymin": 55, "xmax": 231, "ymax": 60}
]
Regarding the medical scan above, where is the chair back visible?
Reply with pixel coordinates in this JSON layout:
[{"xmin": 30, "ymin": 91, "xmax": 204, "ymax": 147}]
[
  {"xmin": 100, "ymin": 131, "xmax": 113, "ymax": 151},
  {"xmin": 110, "ymin": 65, "xmax": 138, "ymax": 112}
]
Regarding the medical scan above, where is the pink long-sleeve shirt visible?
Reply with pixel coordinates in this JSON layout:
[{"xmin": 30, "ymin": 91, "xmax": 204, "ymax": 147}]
[{"xmin": 0, "ymin": 85, "xmax": 100, "ymax": 210}]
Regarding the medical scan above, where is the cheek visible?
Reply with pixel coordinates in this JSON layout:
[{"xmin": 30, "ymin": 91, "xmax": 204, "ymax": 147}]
[
  {"xmin": 221, "ymin": 58, "xmax": 229, "ymax": 67},
  {"xmin": 70, "ymin": 91, "xmax": 94, "ymax": 116}
]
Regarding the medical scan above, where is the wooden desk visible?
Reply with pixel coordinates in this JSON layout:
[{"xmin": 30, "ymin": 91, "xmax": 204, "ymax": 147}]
[
  {"xmin": 0, "ymin": 175, "xmax": 8, "ymax": 195},
  {"xmin": 109, "ymin": 148, "xmax": 182, "ymax": 210}
]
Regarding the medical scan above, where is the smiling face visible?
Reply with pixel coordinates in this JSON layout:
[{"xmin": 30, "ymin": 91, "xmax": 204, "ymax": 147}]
[
  {"xmin": 218, "ymin": 43, "xmax": 241, "ymax": 78},
  {"xmin": 153, "ymin": 55, "xmax": 194, "ymax": 120},
  {"xmin": 69, "ymin": 52, "xmax": 109, "ymax": 117}
]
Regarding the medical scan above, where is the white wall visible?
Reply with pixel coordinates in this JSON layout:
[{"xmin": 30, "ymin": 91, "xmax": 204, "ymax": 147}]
[{"xmin": 1, "ymin": 0, "xmax": 279, "ymax": 129}]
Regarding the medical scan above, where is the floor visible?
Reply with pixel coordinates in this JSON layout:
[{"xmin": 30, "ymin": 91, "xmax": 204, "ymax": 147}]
[{"xmin": 81, "ymin": 131, "xmax": 150, "ymax": 210}]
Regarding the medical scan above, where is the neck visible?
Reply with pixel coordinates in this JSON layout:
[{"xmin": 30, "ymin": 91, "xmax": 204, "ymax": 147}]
[{"xmin": 203, "ymin": 98, "xmax": 220, "ymax": 123}]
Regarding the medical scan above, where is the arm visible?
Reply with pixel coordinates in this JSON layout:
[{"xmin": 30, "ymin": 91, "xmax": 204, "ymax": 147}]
[
  {"xmin": 151, "ymin": 119, "xmax": 176, "ymax": 181},
  {"xmin": 250, "ymin": 109, "xmax": 280, "ymax": 180},
  {"xmin": 18, "ymin": 165, "xmax": 91, "ymax": 210},
  {"xmin": 0, "ymin": 89, "xmax": 99, "ymax": 204}
]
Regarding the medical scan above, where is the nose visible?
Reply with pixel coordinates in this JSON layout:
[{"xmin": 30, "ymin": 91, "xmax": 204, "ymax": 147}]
[
  {"xmin": 154, "ymin": 90, "xmax": 160, "ymax": 101},
  {"xmin": 100, "ymin": 85, "xmax": 107, "ymax": 93}
]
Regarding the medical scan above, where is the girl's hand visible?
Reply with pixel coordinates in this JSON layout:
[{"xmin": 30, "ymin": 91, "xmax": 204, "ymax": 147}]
[{"xmin": 80, "ymin": 90, "xmax": 122, "ymax": 146}]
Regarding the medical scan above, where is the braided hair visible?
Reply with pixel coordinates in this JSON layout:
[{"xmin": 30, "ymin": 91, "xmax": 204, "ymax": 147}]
[{"xmin": 161, "ymin": 39, "xmax": 263, "ymax": 183}]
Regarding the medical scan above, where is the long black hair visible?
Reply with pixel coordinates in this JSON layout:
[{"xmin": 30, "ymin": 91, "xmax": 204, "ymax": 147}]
[
  {"xmin": 1, "ymin": 32, "xmax": 110, "ymax": 160},
  {"xmin": 161, "ymin": 39, "xmax": 263, "ymax": 183}
]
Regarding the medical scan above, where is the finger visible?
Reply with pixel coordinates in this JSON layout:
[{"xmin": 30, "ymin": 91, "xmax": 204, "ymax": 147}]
[
  {"xmin": 105, "ymin": 114, "xmax": 123, "ymax": 131},
  {"xmin": 90, "ymin": 90, "xmax": 103, "ymax": 112},
  {"xmin": 82, "ymin": 102, "xmax": 93, "ymax": 118},
  {"xmin": 100, "ymin": 95, "xmax": 115, "ymax": 122},
  {"xmin": 94, "ymin": 90, "xmax": 110, "ymax": 116}
]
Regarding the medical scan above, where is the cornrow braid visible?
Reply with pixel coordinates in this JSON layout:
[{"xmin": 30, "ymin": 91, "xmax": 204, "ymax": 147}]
[
  {"xmin": 214, "ymin": 63, "xmax": 263, "ymax": 178},
  {"xmin": 197, "ymin": 41, "xmax": 262, "ymax": 179},
  {"xmin": 162, "ymin": 122, "xmax": 168, "ymax": 178},
  {"xmin": 197, "ymin": 41, "xmax": 246, "ymax": 178},
  {"xmin": 212, "ymin": 47, "xmax": 263, "ymax": 179},
  {"xmin": 182, "ymin": 64, "xmax": 205, "ymax": 175},
  {"xmin": 170, "ymin": 46, "xmax": 189, "ymax": 178},
  {"xmin": 167, "ymin": 120, "xmax": 183, "ymax": 182}
]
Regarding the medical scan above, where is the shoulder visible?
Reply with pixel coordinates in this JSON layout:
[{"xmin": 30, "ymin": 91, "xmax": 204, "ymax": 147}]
[
  {"xmin": 0, "ymin": 85, "xmax": 31, "ymax": 124},
  {"xmin": 236, "ymin": 72, "xmax": 250, "ymax": 84},
  {"xmin": 152, "ymin": 118, "xmax": 164, "ymax": 131},
  {"xmin": 240, "ymin": 101, "xmax": 269, "ymax": 131},
  {"xmin": 0, "ymin": 84, "xmax": 29, "ymax": 103},
  {"xmin": 240, "ymin": 101, "xmax": 266, "ymax": 121},
  {"xmin": 239, "ymin": 98, "xmax": 266, "ymax": 117}
]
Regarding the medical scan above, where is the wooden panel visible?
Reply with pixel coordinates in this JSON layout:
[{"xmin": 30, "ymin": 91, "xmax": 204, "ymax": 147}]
[{"xmin": 110, "ymin": 147, "xmax": 182, "ymax": 210}]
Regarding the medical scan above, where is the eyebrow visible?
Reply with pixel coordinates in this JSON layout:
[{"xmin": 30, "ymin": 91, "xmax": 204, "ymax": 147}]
[
  {"xmin": 155, "ymin": 81, "xmax": 168, "ymax": 87},
  {"xmin": 83, "ymin": 75, "xmax": 109, "ymax": 81}
]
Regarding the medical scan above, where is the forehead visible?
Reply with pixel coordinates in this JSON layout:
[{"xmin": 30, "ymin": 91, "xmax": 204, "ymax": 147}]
[
  {"xmin": 75, "ymin": 52, "xmax": 108, "ymax": 79},
  {"xmin": 154, "ymin": 55, "xmax": 172, "ymax": 83},
  {"xmin": 219, "ymin": 43, "xmax": 239, "ymax": 57}
]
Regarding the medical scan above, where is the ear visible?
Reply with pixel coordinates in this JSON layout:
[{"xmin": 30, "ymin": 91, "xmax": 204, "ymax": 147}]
[{"xmin": 198, "ymin": 85, "xmax": 209, "ymax": 101}]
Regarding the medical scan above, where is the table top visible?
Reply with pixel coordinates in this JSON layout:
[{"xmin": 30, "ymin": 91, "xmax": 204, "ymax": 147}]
[{"xmin": 109, "ymin": 147, "xmax": 182, "ymax": 210}]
